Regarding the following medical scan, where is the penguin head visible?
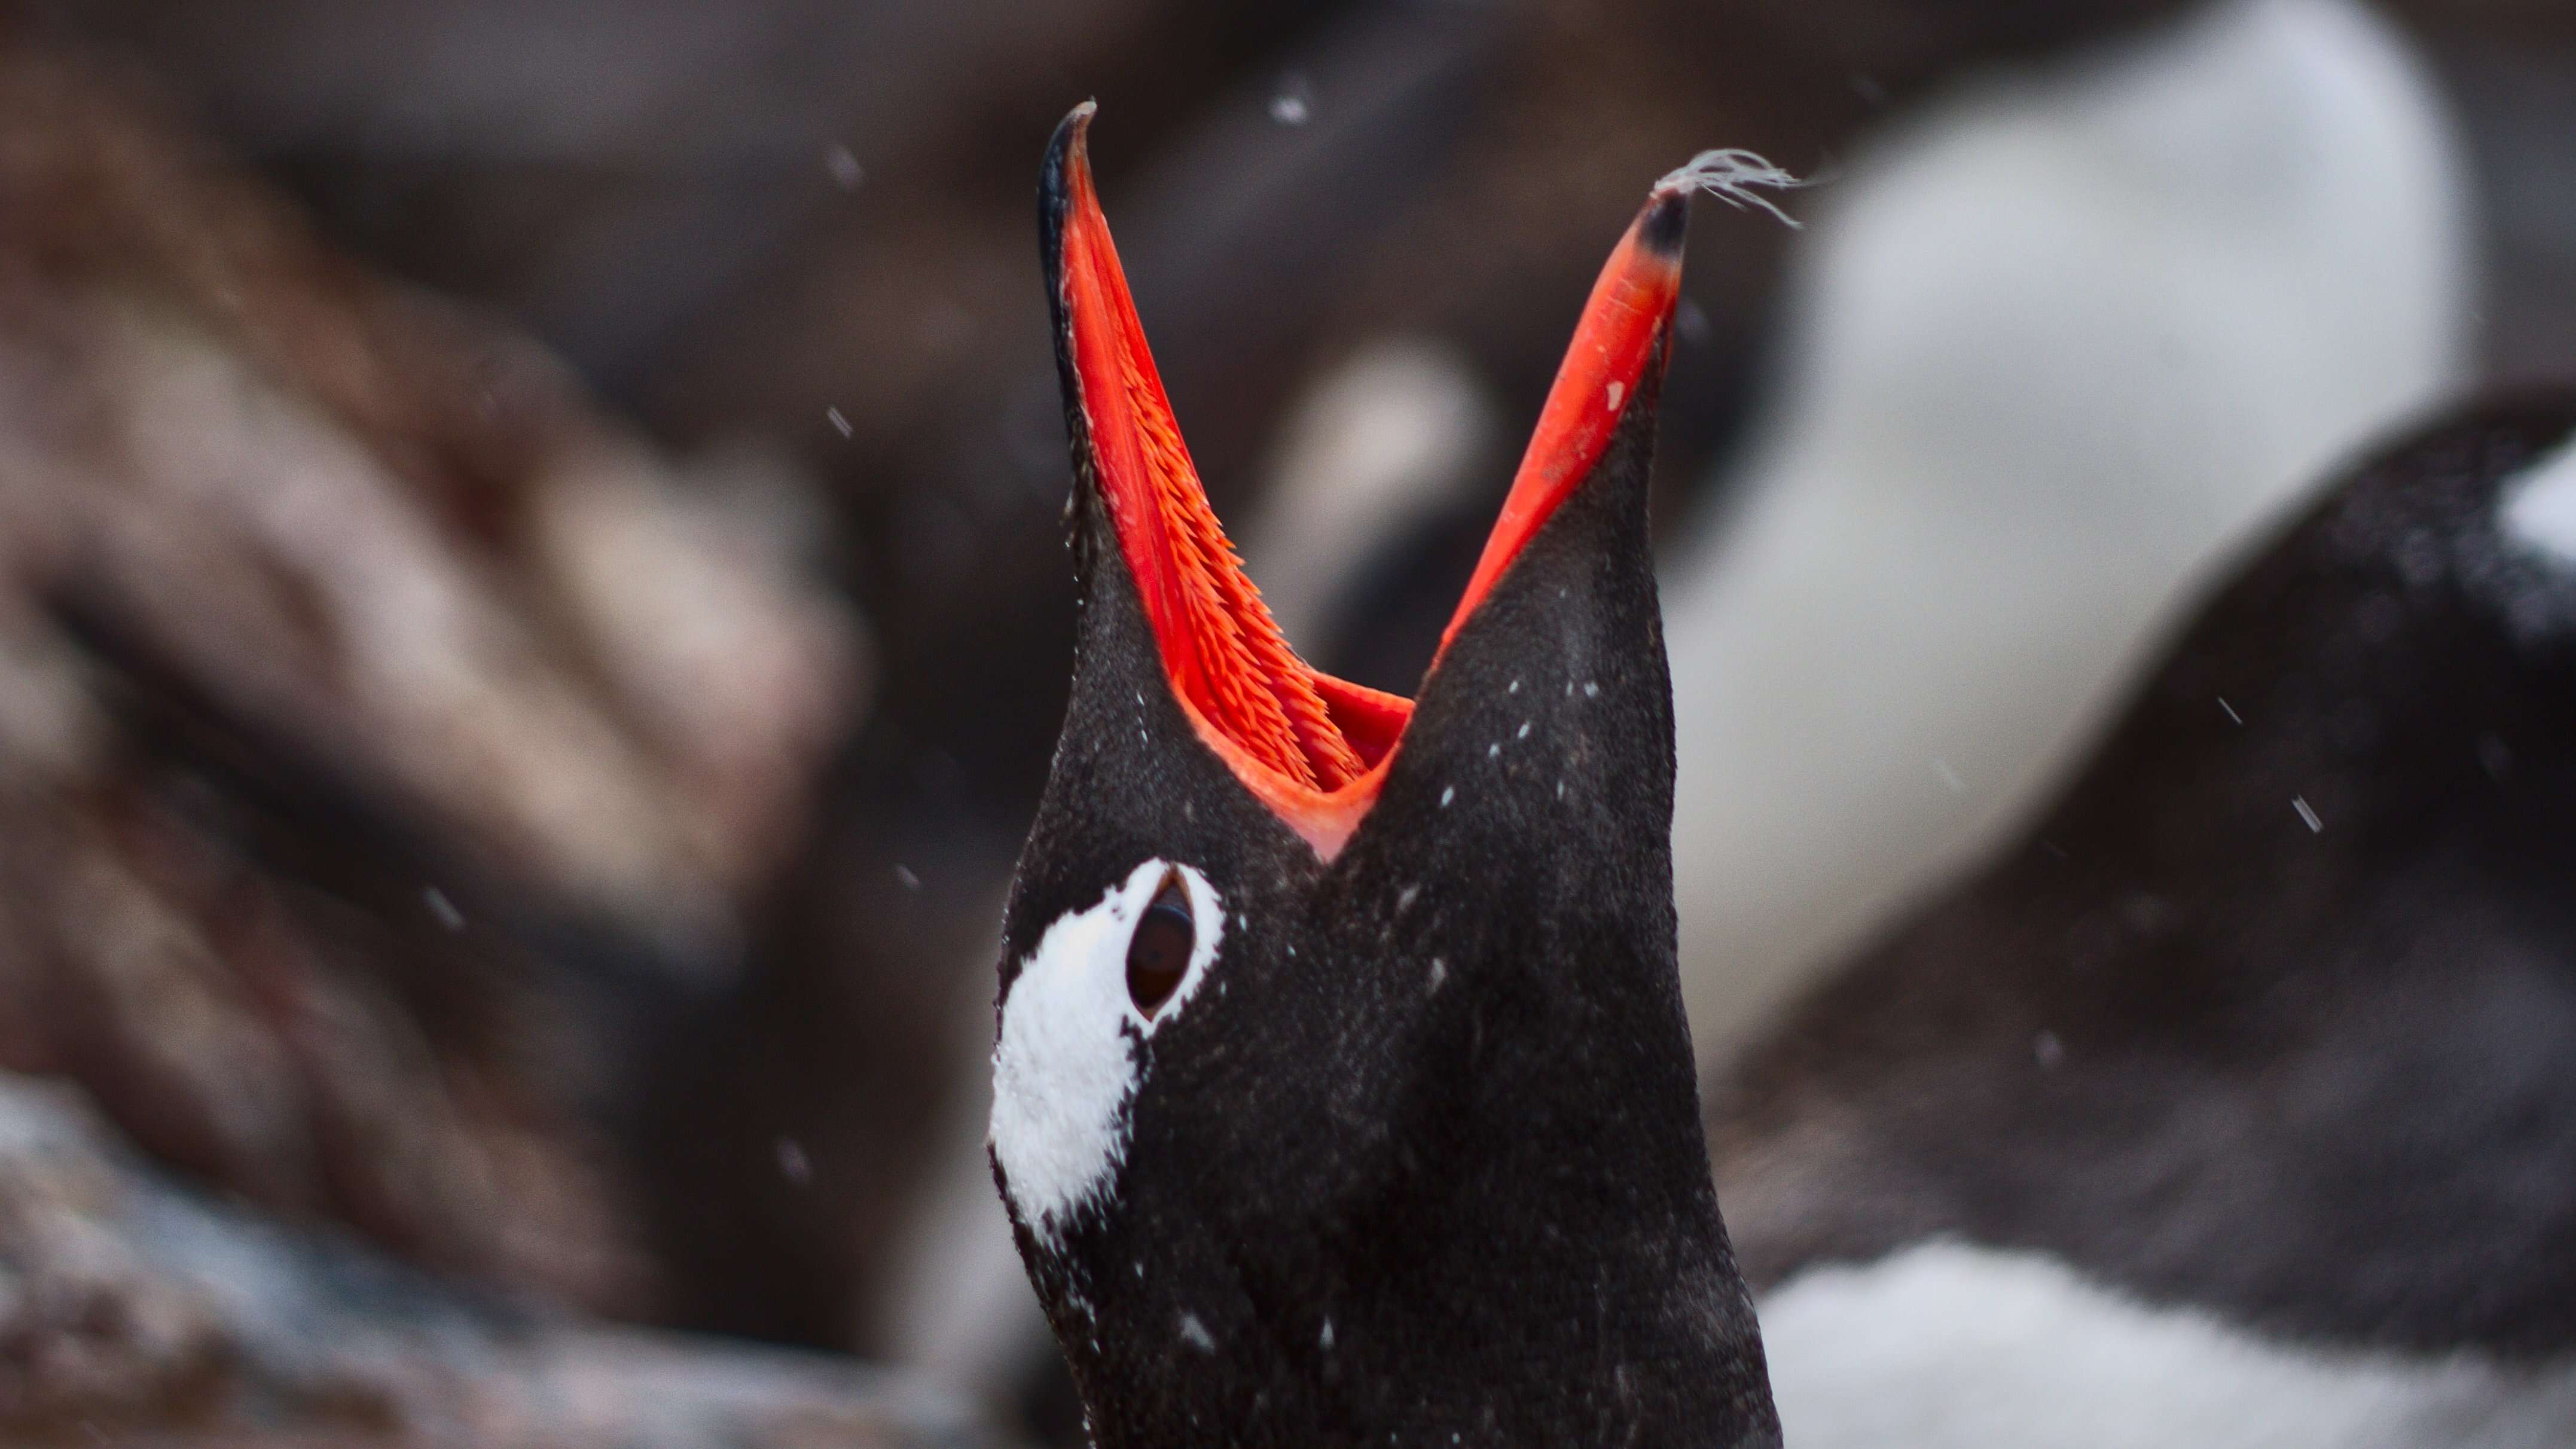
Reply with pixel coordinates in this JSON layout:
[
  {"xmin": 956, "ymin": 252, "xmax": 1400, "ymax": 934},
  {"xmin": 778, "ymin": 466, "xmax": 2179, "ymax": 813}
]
[{"xmin": 990, "ymin": 105, "xmax": 1778, "ymax": 1447}]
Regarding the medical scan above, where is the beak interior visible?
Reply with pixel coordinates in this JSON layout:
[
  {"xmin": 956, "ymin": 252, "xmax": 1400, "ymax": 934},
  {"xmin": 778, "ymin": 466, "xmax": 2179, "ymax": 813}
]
[{"xmin": 1044, "ymin": 105, "xmax": 1688, "ymax": 857}]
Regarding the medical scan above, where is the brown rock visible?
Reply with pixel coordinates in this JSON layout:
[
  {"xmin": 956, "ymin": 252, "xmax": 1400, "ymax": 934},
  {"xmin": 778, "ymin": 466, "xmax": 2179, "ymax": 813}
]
[{"xmin": 0, "ymin": 41, "xmax": 868, "ymax": 1318}]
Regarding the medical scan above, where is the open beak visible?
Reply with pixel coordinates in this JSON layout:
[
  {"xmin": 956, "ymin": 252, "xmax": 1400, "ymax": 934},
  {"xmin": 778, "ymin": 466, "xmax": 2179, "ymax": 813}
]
[{"xmin": 1043, "ymin": 102, "xmax": 1690, "ymax": 860}]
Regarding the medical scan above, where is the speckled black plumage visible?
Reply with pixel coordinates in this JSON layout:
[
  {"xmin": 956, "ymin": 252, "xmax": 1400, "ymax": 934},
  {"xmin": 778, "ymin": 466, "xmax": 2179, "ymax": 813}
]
[
  {"xmin": 1713, "ymin": 392, "xmax": 2576, "ymax": 1358},
  {"xmin": 999, "ymin": 111, "xmax": 1777, "ymax": 1449}
]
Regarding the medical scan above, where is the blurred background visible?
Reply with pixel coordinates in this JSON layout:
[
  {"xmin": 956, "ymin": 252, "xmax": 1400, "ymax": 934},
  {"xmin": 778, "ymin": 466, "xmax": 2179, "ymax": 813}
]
[{"xmin": 0, "ymin": 0, "xmax": 2563, "ymax": 1444}]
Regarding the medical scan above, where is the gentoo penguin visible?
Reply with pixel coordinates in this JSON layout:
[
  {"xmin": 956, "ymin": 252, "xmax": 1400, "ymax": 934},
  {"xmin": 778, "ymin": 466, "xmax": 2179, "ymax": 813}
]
[
  {"xmin": 988, "ymin": 105, "xmax": 1783, "ymax": 1445},
  {"xmin": 1717, "ymin": 393, "xmax": 2576, "ymax": 1448},
  {"xmin": 895, "ymin": 0, "xmax": 2472, "ymax": 1408},
  {"xmin": 1656, "ymin": 0, "xmax": 2471, "ymax": 1060}
]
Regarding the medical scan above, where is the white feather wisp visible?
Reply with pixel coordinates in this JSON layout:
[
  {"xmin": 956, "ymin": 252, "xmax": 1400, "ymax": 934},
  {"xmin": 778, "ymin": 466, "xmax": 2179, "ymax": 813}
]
[{"xmin": 1656, "ymin": 148, "xmax": 1809, "ymax": 228}]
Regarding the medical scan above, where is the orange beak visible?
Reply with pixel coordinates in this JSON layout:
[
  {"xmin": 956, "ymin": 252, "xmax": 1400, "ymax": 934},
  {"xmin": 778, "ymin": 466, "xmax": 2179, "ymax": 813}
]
[{"xmin": 1044, "ymin": 102, "xmax": 1693, "ymax": 859}]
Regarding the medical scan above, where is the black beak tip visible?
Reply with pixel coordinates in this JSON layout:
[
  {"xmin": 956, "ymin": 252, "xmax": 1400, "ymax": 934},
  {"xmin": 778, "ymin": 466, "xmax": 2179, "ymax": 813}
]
[
  {"xmin": 1639, "ymin": 191, "xmax": 1689, "ymax": 259},
  {"xmin": 1041, "ymin": 102, "xmax": 1097, "ymax": 209},
  {"xmin": 1039, "ymin": 100, "xmax": 1097, "ymax": 285}
]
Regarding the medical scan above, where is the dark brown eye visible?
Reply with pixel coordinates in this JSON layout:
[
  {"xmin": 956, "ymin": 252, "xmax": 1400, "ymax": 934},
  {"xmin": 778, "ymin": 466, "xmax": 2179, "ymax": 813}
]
[{"xmin": 1127, "ymin": 873, "xmax": 1194, "ymax": 1017}]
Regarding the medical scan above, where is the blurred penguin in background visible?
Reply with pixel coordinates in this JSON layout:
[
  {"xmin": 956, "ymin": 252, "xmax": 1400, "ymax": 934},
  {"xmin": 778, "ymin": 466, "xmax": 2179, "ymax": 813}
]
[
  {"xmin": 1662, "ymin": 0, "xmax": 2470, "ymax": 1062},
  {"xmin": 1248, "ymin": 0, "xmax": 2471, "ymax": 1075},
  {"xmin": 1711, "ymin": 386, "xmax": 2576, "ymax": 1449}
]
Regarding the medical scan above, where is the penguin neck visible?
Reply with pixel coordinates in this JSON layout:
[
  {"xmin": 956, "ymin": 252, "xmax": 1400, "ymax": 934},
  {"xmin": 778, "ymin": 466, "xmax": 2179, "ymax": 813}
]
[
  {"xmin": 1042, "ymin": 461, "xmax": 1779, "ymax": 1448},
  {"xmin": 1048, "ymin": 967, "xmax": 1779, "ymax": 1449}
]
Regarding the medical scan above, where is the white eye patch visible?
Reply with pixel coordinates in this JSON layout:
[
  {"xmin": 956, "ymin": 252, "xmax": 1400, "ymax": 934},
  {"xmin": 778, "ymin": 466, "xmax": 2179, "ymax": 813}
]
[
  {"xmin": 990, "ymin": 858, "xmax": 1223, "ymax": 1249},
  {"xmin": 2502, "ymin": 432, "xmax": 2576, "ymax": 568}
]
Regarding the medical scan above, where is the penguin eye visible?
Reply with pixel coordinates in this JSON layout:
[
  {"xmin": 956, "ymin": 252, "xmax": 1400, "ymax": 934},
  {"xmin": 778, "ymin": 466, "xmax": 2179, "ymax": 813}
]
[{"xmin": 1127, "ymin": 872, "xmax": 1194, "ymax": 1018}]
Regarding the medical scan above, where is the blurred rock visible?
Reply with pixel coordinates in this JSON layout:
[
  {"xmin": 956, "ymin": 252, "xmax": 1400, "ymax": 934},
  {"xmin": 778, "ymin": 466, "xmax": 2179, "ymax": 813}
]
[
  {"xmin": 0, "ymin": 1068, "xmax": 1011, "ymax": 1447},
  {"xmin": 0, "ymin": 42, "xmax": 866, "ymax": 1317}
]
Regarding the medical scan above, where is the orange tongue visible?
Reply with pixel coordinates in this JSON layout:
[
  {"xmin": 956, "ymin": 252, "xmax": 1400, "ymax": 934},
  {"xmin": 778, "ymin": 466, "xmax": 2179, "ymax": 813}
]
[{"xmin": 1057, "ymin": 111, "xmax": 1366, "ymax": 792}]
